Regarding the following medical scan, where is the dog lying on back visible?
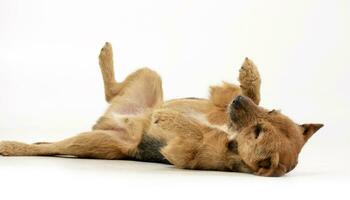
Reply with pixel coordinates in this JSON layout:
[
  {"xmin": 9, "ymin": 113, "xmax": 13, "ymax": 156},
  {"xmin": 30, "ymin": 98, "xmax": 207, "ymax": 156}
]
[{"xmin": 0, "ymin": 43, "xmax": 323, "ymax": 176}]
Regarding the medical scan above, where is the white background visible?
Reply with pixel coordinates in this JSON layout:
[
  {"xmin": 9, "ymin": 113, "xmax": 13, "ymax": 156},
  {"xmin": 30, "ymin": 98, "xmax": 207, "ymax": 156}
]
[{"xmin": 0, "ymin": 0, "xmax": 349, "ymax": 199}]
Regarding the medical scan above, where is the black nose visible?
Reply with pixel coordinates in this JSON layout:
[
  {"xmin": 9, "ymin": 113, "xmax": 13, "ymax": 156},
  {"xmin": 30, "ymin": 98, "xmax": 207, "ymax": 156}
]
[{"xmin": 232, "ymin": 95, "xmax": 244, "ymax": 108}]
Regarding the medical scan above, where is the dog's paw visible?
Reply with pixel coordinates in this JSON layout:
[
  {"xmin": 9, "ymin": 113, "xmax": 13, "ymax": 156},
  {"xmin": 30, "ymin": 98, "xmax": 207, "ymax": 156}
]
[
  {"xmin": 151, "ymin": 109, "xmax": 181, "ymax": 132},
  {"xmin": 0, "ymin": 141, "xmax": 33, "ymax": 156},
  {"xmin": 152, "ymin": 110, "xmax": 175, "ymax": 125},
  {"xmin": 238, "ymin": 57, "xmax": 261, "ymax": 87},
  {"xmin": 0, "ymin": 141, "xmax": 19, "ymax": 156},
  {"xmin": 99, "ymin": 42, "xmax": 113, "ymax": 67}
]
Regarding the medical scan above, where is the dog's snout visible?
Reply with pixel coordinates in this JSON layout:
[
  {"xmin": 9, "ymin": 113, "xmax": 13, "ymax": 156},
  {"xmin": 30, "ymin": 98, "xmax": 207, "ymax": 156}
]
[{"xmin": 232, "ymin": 95, "xmax": 245, "ymax": 108}]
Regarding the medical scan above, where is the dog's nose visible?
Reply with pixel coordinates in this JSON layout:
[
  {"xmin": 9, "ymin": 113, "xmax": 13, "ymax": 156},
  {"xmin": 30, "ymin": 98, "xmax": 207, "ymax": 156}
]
[{"xmin": 232, "ymin": 95, "xmax": 244, "ymax": 108}]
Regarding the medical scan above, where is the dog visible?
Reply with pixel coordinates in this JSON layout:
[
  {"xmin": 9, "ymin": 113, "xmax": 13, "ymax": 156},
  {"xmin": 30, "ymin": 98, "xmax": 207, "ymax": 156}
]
[{"xmin": 0, "ymin": 42, "xmax": 323, "ymax": 176}]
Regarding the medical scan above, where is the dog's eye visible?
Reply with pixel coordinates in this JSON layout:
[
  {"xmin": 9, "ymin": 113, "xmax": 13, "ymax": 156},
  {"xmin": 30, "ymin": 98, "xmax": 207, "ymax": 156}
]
[
  {"xmin": 254, "ymin": 124, "xmax": 262, "ymax": 138},
  {"xmin": 257, "ymin": 157, "xmax": 271, "ymax": 169}
]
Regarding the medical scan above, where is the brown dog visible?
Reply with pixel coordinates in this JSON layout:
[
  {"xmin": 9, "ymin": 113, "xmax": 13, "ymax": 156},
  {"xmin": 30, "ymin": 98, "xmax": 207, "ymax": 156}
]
[{"xmin": 0, "ymin": 43, "xmax": 323, "ymax": 176}]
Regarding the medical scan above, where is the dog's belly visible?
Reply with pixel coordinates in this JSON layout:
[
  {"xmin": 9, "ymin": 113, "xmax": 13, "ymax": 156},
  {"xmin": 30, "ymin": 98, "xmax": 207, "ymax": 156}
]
[{"xmin": 107, "ymin": 98, "xmax": 233, "ymax": 164}]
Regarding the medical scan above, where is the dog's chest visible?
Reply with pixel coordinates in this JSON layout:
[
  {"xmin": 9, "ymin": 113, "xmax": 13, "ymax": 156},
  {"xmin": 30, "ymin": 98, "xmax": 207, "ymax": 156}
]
[
  {"xmin": 186, "ymin": 112, "xmax": 237, "ymax": 138},
  {"xmin": 188, "ymin": 112, "xmax": 228, "ymax": 131}
]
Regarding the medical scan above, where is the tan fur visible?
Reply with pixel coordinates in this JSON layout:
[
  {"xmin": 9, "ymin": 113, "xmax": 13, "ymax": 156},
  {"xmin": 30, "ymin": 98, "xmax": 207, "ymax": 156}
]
[{"xmin": 0, "ymin": 42, "xmax": 323, "ymax": 176}]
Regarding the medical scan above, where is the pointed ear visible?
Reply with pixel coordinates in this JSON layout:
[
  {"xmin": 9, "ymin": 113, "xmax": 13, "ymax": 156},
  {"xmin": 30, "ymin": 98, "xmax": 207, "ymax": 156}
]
[{"xmin": 300, "ymin": 123, "xmax": 324, "ymax": 141}]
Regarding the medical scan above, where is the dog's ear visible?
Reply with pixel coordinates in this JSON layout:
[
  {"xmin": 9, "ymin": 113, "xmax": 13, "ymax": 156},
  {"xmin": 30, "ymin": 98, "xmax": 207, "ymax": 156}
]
[{"xmin": 300, "ymin": 123, "xmax": 324, "ymax": 142}]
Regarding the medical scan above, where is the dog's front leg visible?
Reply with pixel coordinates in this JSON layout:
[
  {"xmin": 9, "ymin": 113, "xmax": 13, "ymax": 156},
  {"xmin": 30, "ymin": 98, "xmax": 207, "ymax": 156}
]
[
  {"xmin": 151, "ymin": 109, "xmax": 204, "ymax": 140},
  {"xmin": 150, "ymin": 109, "xmax": 205, "ymax": 168}
]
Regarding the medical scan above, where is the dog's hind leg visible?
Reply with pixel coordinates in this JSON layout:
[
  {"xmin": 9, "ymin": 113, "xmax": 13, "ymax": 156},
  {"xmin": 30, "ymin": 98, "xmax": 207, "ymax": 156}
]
[
  {"xmin": 98, "ymin": 42, "xmax": 163, "ymax": 107},
  {"xmin": 0, "ymin": 130, "xmax": 138, "ymax": 159},
  {"xmin": 238, "ymin": 58, "xmax": 261, "ymax": 105},
  {"xmin": 99, "ymin": 42, "xmax": 123, "ymax": 102},
  {"xmin": 94, "ymin": 44, "xmax": 163, "ymax": 131}
]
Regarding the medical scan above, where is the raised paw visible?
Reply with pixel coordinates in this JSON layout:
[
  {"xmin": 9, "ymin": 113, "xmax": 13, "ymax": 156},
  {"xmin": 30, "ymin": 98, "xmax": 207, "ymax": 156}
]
[
  {"xmin": 238, "ymin": 58, "xmax": 261, "ymax": 104},
  {"xmin": 99, "ymin": 42, "xmax": 114, "ymax": 68},
  {"xmin": 239, "ymin": 57, "xmax": 261, "ymax": 86}
]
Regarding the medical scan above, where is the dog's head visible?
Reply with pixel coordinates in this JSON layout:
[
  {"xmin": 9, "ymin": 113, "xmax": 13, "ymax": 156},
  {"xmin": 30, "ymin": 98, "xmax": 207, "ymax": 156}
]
[{"xmin": 228, "ymin": 95, "xmax": 323, "ymax": 177}]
